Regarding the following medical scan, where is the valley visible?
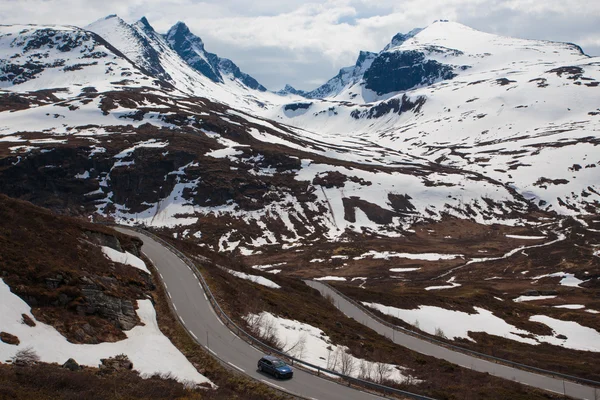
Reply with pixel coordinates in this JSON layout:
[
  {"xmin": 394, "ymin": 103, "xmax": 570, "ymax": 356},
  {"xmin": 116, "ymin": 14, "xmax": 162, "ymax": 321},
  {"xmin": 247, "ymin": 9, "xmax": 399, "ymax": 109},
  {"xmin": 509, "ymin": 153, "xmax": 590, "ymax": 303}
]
[{"xmin": 0, "ymin": 13, "xmax": 598, "ymax": 400}]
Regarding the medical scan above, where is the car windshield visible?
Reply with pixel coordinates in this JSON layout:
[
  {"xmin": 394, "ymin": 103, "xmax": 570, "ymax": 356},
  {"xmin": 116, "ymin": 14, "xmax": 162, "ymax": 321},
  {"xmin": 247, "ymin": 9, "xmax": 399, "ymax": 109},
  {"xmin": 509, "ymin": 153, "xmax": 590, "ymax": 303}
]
[{"xmin": 272, "ymin": 360, "xmax": 286, "ymax": 367}]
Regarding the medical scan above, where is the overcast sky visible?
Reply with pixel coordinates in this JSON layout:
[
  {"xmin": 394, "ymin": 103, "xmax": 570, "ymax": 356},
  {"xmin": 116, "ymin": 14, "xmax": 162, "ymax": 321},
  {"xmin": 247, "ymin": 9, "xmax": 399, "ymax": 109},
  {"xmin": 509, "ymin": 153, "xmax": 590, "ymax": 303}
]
[{"xmin": 2, "ymin": 0, "xmax": 599, "ymax": 91}]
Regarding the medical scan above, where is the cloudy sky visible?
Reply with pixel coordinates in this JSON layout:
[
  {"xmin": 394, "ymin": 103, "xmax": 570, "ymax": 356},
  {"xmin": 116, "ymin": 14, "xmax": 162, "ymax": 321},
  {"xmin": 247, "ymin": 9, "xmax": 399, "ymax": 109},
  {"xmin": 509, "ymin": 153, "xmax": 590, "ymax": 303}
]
[{"xmin": 2, "ymin": 0, "xmax": 599, "ymax": 90}]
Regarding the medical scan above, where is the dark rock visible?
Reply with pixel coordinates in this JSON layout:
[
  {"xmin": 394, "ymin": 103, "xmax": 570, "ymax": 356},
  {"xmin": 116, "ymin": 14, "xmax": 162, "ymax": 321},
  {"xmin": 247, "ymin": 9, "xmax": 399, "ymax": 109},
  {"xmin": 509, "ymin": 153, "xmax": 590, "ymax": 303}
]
[
  {"xmin": 62, "ymin": 358, "xmax": 82, "ymax": 371},
  {"xmin": 284, "ymin": 102, "xmax": 312, "ymax": 112},
  {"xmin": 351, "ymin": 94, "xmax": 426, "ymax": 120},
  {"xmin": 165, "ymin": 22, "xmax": 266, "ymax": 91},
  {"xmin": 21, "ymin": 314, "xmax": 36, "ymax": 327},
  {"xmin": 78, "ymin": 286, "xmax": 138, "ymax": 331},
  {"xmin": 99, "ymin": 354, "xmax": 133, "ymax": 375},
  {"xmin": 556, "ymin": 334, "xmax": 568, "ymax": 340},
  {"xmin": 0, "ymin": 332, "xmax": 20, "ymax": 346},
  {"xmin": 363, "ymin": 50, "xmax": 456, "ymax": 95}
]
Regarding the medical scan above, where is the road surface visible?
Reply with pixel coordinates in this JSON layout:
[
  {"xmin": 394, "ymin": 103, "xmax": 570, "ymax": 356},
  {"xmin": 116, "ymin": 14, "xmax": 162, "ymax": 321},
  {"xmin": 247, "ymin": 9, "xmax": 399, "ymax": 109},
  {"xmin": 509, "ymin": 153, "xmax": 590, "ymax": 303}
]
[
  {"xmin": 306, "ymin": 280, "xmax": 599, "ymax": 400},
  {"xmin": 116, "ymin": 227, "xmax": 399, "ymax": 400}
]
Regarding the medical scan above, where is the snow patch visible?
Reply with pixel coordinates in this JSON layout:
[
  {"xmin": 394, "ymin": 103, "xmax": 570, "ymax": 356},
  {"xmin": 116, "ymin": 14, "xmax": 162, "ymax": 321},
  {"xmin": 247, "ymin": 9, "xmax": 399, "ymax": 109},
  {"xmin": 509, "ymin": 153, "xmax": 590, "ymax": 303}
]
[{"xmin": 0, "ymin": 279, "xmax": 213, "ymax": 387}]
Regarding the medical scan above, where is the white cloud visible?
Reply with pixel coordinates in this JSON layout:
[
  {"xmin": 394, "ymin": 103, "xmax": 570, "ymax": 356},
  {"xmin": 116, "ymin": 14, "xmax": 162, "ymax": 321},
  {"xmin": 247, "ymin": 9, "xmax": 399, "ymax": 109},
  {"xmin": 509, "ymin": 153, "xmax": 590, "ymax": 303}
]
[{"xmin": 1, "ymin": 0, "xmax": 598, "ymax": 90}]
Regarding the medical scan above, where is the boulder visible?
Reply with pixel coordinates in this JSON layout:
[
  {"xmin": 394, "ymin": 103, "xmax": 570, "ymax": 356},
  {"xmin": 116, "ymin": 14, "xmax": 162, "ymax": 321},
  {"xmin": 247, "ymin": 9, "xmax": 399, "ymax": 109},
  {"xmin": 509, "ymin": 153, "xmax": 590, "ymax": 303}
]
[
  {"xmin": 0, "ymin": 332, "xmax": 20, "ymax": 345},
  {"xmin": 62, "ymin": 358, "xmax": 81, "ymax": 371}
]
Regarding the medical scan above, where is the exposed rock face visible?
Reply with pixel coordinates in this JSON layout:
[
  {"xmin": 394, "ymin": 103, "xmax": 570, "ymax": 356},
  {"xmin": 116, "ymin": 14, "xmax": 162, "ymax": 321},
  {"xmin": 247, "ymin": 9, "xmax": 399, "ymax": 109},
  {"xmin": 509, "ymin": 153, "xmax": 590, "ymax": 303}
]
[
  {"xmin": 99, "ymin": 354, "xmax": 133, "ymax": 375},
  {"xmin": 165, "ymin": 22, "xmax": 267, "ymax": 91},
  {"xmin": 79, "ymin": 286, "xmax": 138, "ymax": 330},
  {"xmin": 363, "ymin": 50, "xmax": 456, "ymax": 95},
  {"xmin": 350, "ymin": 94, "xmax": 426, "ymax": 119}
]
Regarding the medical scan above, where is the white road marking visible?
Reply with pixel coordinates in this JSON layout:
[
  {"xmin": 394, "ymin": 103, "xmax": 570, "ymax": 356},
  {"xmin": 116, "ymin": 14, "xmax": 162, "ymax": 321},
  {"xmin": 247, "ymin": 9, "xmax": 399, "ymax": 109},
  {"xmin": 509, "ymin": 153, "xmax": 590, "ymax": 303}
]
[
  {"xmin": 208, "ymin": 348, "xmax": 217, "ymax": 356},
  {"xmin": 167, "ymin": 291, "xmax": 172, "ymax": 299},
  {"xmin": 187, "ymin": 265, "xmax": 192, "ymax": 272},
  {"xmin": 227, "ymin": 361, "xmax": 245, "ymax": 373},
  {"xmin": 159, "ymin": 273, "xmax": 164, "ymax": 279},
  {"xmin": 261, "ymin": 380, "xmax": 287, "ymax": 392},
  {"xmin": 173, "ymin": 304, "xmax": 178, "ymax": 312},
  {"xmin": 230, "ymin": 331, "xmax": 239, "ymax": 339},
  {"xmin": 191, "ymin": 332, "xmax": 198, "ymax": 340},
  {"xmin": 203, "ymin": 293, "xmax": 208, "ymax": 301}
]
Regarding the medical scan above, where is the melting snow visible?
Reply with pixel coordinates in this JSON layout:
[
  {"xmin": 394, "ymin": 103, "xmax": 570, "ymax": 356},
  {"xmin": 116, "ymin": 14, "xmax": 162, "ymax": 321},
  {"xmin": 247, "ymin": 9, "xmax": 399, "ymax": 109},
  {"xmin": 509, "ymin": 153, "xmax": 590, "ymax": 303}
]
[
  {"xmin": 505, "ymin": 235, "xmax": 546, "ymax": 240},
  {"xmin": 363, "ymin": 301, "xmax": 600, "ymax": 351},
  {"xmin": 101, "ymin": 246, "xmax": 149, "ymax": 273},
  {"xmin": 513, "ymin": 295, "xmax": 557, "ymax": 302},
  {"xmin": 389, "ymin": 268, "xmax": 421, "ymax": 272},
  {"xmin": 553, "ymin": 304, "xmax": 585, "ymax": 310},
  {"xmin": 425, "ymin": 276, "xmax": 461, "ymax": 291},
  {"xmin": 244, "ymin": 311, "xmax": 413, "ymax": 383},
  {"xmin": 225, "ymin": 269, "xmax": 281, "ymax": 289},
  {"xmin": 0, "ymin": 279, "xmax": 213, "ymax": 387},
  {"xmin": 354, "ymin": 251, "xmax": 462, "ymax": 261},
  {"xmin": 314, "ymin": 276, "xmax": 347, "ymax": 281},
  {"xmin": 531, "ymin": 272, "xmax": 587, "ymax": 288}
]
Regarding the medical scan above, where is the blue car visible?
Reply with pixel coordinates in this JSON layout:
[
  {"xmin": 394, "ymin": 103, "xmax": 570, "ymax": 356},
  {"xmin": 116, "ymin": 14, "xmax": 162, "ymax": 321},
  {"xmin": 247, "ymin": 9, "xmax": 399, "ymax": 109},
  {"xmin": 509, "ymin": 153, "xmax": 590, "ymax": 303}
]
[{"xmin": 257, "ymin": 355, "xmax": 293, "ymax": 379}]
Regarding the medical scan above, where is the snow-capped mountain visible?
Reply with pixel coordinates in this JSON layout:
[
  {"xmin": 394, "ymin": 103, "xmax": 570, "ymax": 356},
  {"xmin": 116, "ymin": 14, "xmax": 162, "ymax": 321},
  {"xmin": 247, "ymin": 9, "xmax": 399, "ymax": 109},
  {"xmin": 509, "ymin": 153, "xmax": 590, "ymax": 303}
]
[
  {"xmin": 165, "ymin": 22, "xmax": 266, "ymax": 92},
  {"xmin": 276, "ymin": 84, "xmax": 308, "ymax": 97},
  {"xmin": 270, "ymin": 21, "xmax": 600, "ymax": 216},
  {"xmin": 87, "ymin": 15, "xmax": 285, "ymax": 112},
  {"xmin": 0, "ymin": 19, "xmax": 598, "ymax": 252},
  {"xmin": 295, "ymin": 27, "xmax": 423, "ymax": 101},
  {"xmin": 304, "ymin": 51, "xmax": 378, "ymax": 99},
  {"xmin": 0, "ymin": 23, "xmax": 161, "ymax": 95}
]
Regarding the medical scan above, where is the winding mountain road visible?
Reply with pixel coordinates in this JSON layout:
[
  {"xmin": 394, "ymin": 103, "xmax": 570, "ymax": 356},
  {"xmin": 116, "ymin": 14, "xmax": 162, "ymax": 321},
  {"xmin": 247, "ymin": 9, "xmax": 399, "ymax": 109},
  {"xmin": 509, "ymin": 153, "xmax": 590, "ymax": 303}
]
[
  {"xmin": 116, "ymin": 227, "xmax": 391, "ymax": 400},
  {"xmin": 117, "ymin": 226, "xmax": 598, "ymax": 400},
  {"xmin": 306, "ymin": 281, "xmax": 599, "ymax": 400}
]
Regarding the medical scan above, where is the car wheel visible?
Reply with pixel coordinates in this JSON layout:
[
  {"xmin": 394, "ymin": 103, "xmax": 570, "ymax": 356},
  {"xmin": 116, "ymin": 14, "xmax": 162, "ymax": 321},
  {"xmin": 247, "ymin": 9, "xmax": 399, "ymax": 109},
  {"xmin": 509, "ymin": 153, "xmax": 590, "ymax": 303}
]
[
  {"xmin": 275, "ymin": 372, "xmax": 280, "ymax": 379},
  {"xmin": 258, "ymin": 364, "xmax": 263, "ymax": 372}
]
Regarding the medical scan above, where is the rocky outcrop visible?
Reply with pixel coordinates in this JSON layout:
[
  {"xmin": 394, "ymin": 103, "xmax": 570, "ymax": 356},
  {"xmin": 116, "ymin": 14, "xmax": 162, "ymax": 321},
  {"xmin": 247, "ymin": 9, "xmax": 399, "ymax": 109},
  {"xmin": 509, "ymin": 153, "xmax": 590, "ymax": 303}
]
[
  {"xmin": 363, "ymin": 50, "xmax": 456, "ymax": 95},
  {"xmin": 99, "ymin": 354, "xmax": 133, "ymax": 375},
  {"xmin": 62, "ymin": 358, "xmax": 82, "ymax": 371},
  {"xmin": 79, "ymin": 286, "xmax": 138, "ymax": 330},
  {"xmin": 0, "ymin": 332, "xmax": 20, "ymax": 345}
]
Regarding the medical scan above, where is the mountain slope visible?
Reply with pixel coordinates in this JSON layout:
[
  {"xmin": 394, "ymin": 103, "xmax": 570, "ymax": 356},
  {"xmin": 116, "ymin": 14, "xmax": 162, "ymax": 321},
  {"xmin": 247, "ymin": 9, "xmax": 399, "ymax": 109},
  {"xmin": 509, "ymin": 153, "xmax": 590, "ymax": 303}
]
[
  {"xmin": 0, "ymin": 24, "xmax": 161, "ymax": 95},
  {"xmin": 87, "ymin": 16, "xmax": 279, "ymax": 113},
  {"xmin": 270, "ymin": 21, "xmax": 600, "ymax": 216}
]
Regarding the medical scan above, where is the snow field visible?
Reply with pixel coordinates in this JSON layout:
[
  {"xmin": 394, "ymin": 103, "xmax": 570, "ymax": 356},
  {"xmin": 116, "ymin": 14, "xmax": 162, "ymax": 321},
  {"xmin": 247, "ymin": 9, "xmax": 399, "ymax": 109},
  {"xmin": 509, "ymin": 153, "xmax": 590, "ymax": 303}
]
[
  {"xmin": 244, "ymin": 311, "xmax": 415, "ymax": 383},
  {"xmin": 101, "ymin": 246, "xmax": 150, "ymax": 273},
  {"xmin": 363, "ymin": 301, "xmax": 600, "ymax": 351},
  {"xmin": 225, "ymin": 268, "xmax": 281, "ymax": 289}
]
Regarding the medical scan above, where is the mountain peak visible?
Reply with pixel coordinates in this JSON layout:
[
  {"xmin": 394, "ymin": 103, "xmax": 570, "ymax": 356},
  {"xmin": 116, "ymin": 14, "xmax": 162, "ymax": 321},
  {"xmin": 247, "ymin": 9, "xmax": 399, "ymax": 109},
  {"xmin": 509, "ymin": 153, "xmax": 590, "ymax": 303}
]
[
  {"xmin": 383, "ymin": 27, "xmax": 423, "ymax": 51},
  {"xmin": 137, "ymin": 16, "xmax": 154, "ymax": 32},
  {"xmin": 276, "ymin": 84, "xmax": 307, "ymax": 96}
]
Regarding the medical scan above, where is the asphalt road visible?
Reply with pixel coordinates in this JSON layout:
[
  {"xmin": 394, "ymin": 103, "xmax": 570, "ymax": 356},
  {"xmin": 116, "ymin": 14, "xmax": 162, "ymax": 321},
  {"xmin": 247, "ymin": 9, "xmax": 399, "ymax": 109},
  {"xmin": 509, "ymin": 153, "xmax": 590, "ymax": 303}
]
[
  {"xmin": 306, "ymin": 280, "xmax": 599, "ymax": 400},
  {"xmin": 116, "ymin": 227, "xmax": 390, "ymax": 400}
]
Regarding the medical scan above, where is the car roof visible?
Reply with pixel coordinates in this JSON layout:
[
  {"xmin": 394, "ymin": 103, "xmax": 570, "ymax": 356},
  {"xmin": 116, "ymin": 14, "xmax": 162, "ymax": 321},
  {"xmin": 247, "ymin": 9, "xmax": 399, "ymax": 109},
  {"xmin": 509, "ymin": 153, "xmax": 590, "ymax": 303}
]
[{"xmin": 261, "ymin": 355, "xmax": 282, "ymax": 362}]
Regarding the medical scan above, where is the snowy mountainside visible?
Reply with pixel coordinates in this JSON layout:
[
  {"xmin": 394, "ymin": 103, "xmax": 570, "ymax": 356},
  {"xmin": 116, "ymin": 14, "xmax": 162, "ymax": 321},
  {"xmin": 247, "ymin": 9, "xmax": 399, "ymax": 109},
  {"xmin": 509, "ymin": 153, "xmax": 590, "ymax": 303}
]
[
  {"xmin": 0, "ymin": 19, "xmax": 597, "ymax": 252},
  {"xmin": 87, "ymin": 16, "xmax": 284, "ymax": 113},
  {"xmin": 0, "ymin": 68, "xmax": 534, "ymax": 252},
  {"xmin": 0, "ymin": 24, "xmax": 161, "ymax": 95},
  {"xmin": 83, "ymin": 15, "xmax": 171, "ymax": 81},
  {"xmin": 270, "ymin": 21, "xmax": 600, "ymax": 216}
]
